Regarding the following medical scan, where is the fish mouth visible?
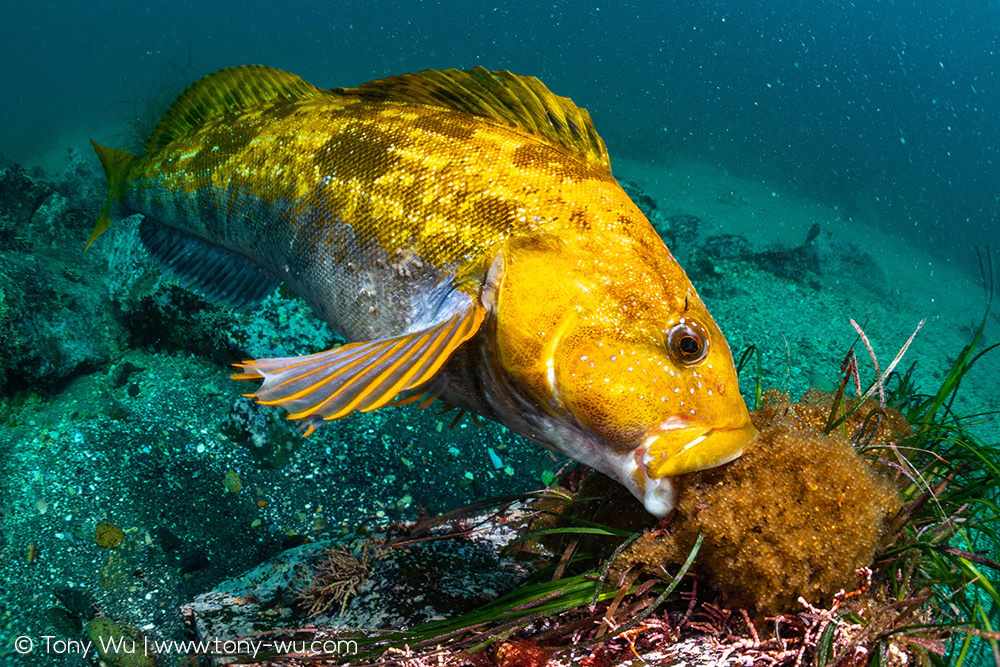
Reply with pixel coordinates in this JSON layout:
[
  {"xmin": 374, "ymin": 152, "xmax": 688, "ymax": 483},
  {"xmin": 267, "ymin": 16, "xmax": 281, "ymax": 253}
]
[{"xmin": 639, "ymin": 420, "xmax": 759, "ymax": 479}]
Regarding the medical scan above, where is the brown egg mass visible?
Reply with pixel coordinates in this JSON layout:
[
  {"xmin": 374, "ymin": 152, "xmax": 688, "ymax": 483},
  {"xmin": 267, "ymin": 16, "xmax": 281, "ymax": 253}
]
[
  {"xmin": 618, "ymin": 390, "xmax": 904, "ymax": 616},
  {"xmin": 760, "ymin": 387, "xmax": 912, "ymax": 446}
]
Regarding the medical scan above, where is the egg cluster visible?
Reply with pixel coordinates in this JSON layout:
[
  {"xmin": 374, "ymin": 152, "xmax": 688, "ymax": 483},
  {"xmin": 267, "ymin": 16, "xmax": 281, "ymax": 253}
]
[{"xmin": 617, "ymin": 390, "xmax": 904, "ymax": 616}]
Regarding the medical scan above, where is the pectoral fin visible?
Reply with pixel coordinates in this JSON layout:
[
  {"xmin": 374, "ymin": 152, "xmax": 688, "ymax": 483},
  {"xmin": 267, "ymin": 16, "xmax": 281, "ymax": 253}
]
[{"xmin": 232, "ymin": 305, "xmax": 485, "ymax": 425}]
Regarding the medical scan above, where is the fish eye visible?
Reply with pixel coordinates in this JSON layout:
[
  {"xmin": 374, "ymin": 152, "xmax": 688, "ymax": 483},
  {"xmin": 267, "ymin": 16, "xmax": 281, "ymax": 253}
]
[{"xmin": 667, "ymin": 321, "xmax": 710, "ymax": 365}]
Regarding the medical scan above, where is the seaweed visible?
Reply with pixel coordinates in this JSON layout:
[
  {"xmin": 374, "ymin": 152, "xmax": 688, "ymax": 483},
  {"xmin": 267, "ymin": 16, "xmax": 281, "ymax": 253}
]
[
  {"xmin": 863, "ymin": 251, "xmax": 1000, "ymax": 666},
  {"xmin": 257, "ymin": 253, "xmax": 1000, "ymax": 666}
]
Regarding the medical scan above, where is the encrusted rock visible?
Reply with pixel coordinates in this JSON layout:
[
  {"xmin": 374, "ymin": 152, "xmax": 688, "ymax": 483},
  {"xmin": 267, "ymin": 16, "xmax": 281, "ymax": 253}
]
[{"xmin": 181, "ymin": 506, "xmax": 535, "ymax": 664}]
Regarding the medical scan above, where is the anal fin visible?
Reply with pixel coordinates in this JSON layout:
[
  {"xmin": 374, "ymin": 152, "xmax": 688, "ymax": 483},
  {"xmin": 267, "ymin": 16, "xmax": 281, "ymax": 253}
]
[
  {"xmin": 232, "ymin": 305, "xmax": 486, "ymax": 423},
  {"xmin": 139, "ymin": 218, "xmax": 280, "ymax": 309}
]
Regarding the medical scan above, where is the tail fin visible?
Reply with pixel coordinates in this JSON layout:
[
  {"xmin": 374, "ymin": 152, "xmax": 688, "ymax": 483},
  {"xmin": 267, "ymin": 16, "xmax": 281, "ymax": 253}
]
[{"xmin": 88, "ymin": 140, "xmax": 136, "ymax": 250}]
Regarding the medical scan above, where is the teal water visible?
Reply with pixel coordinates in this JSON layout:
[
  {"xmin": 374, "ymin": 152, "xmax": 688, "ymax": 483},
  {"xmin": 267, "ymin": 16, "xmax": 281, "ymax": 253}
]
[
  {"xmin": 4, "ymin": 1, "xmax": 998, "ymax": 267},
  {"xmin": 1, "ymin": 2, "xmax": 998, "ymax": 665}
]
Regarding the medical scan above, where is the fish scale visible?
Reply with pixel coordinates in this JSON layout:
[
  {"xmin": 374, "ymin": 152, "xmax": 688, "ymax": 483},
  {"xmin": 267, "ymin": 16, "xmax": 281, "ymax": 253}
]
[{"xmin": 89, "ymin": 65, "xmax": 757, "ymax": 516}]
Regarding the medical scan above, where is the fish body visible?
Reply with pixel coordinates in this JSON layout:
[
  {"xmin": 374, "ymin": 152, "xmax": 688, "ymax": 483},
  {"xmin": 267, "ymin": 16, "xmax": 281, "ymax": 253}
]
[{"xmin": 91, "ymin": 66, "xmax": 757, "ymax": 515}]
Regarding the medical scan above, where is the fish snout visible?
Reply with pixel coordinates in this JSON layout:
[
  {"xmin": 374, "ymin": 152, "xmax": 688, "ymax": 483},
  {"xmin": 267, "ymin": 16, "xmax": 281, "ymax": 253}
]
[{"xmin": 639, "ymin": 418, "xmax": 759, "ymax": 480}]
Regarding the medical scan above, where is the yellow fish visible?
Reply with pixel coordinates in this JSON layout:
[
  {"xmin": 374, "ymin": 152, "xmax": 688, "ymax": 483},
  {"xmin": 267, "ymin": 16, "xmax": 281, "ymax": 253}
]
[{"xmin": 90, "ymin": 66, "xmax": 757, "ymax": 515}]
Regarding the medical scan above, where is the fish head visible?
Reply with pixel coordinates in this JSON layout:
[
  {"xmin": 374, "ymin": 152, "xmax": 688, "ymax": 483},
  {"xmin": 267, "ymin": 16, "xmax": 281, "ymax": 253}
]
[
  {"xmin": 549, "ymin": 299, "xmax": 758, "ymax": 515},
  {"xmin": 492, "ymin": 229, "xmax": 757, "ymax": 516}
]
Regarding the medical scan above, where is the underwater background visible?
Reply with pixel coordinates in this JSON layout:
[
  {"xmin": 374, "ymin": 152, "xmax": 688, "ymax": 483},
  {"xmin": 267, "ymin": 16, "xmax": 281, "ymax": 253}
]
[{"xmin": 1, "ymin": 1, "xmax": 998, "ymax": 665}]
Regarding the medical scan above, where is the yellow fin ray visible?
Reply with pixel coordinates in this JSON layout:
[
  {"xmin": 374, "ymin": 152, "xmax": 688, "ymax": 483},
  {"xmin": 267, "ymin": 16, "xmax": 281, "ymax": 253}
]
[
  {"xmin": 341, "ymin": 66, "xmax": 612, "ymax": 174},
  {"xmin": 145, "ymin": 65, "xmax": 329, "ymax": 153},
  {"xmin": 232, "ymin": 305, "xmax": 485, "ymax": 425}
]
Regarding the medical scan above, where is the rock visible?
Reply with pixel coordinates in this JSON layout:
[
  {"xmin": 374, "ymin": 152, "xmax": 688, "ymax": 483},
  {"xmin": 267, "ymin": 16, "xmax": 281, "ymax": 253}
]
[
  {"xmin": 0, "ymin": 165, "xmax": 51, "ymax": 237},
  {"xmin": 0, "ymin": 236, "xmax": 112, "ymax": 392},
  {"xmin": 220, "ymin": 397, "xmax": 303, "ymax": 469},
  {"xmin": 53, "ymin": 586, "xmax": 98, "ymax": 622},
  {"xmin": 0, "ymin": 162, "xmax": 119, "ymax": 391},
  {"xmin": 620, "ymin": 179, "xmax": 660, "ymax": 221},
  {"xmin": 103, "ymin": 223, "xmax": 246, "ymax": 363},
  {"xmin": 694, "ymin": 221, "xmax": 887, "ymax": 293},
  {"xmin": 110, "ymin": 361, "xmax": 144, "ymax": 388},
  {"xmin": 695, "ymin": 226, "xmax": 824, "ymax": 288},
  {"xmin": 86, "ymin": 617, "xmax": 157, "ymax": 667},
  {"xmin": 754, "ymin": 241, "xmax": 820, "ymax": 285},
  {"xmin": 0, "ymin": 157, "xmax": 336, "ymax": 391},
  {"xmin": 222, "ymin": 469, "xmax": 243, "ymax": 495},
  {"xmin": 178, "ymin": 496, "xmax": 753, "ymax": 667},
  {"xmin": 661, "ymin": 213, "xmax": 701, "ymax": 258},
  {"xmin": 55, "ymin": 147, "xmax": 106, "ymax": 222},
  {"xmin": 701, "ymin": 233, "xmax": 754, "ymax": 262},
  {"xmin": 95, "ymin": 522, "xmax": 125, "ymax": 548},
  {"xmin": 181, "ymin": 504, "xmax": 536, "ymax": 663}
]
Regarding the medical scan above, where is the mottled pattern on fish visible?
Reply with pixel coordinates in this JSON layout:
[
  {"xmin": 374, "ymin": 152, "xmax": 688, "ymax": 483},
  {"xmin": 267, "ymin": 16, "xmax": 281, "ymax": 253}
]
[
  {"xmin": 117, "ymin": 91, "xmax": 680, "ymax": 342},
  {"xmin": 91, "ymin": 66, "xmax": 757, "ymax": 516}
]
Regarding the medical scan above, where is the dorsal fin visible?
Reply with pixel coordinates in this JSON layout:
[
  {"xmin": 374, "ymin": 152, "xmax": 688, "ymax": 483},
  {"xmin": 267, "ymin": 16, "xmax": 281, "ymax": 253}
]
[
  {"xmin": 339, "ymin": 67, "xmax": 612, "ymax": 174},
  {"xmin": 145, "ymin": 65, "xmax": 328, "ymax": 154}
]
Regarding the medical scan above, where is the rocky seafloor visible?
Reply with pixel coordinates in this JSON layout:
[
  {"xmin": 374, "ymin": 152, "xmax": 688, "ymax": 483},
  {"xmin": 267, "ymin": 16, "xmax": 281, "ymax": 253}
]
[{"xmin": 1, "ymin": 150, "xmax": 996, "ymax": 666}]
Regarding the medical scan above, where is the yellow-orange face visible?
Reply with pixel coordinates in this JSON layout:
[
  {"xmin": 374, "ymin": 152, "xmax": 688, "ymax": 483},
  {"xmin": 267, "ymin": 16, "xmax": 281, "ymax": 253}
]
[{"xmin": 491, "ymin": 205, "xmax": 757, "ymax": 516}]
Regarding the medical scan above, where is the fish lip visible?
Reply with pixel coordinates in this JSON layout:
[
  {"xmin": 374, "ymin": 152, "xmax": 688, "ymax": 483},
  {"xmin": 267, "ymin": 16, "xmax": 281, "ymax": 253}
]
[
  {"xmin": 639, "ymin": 421, "xmax": 759, "ymax": 479},
  {"xmin": 639, "ymin": 472, "xmax": 676, "ymax": 518}
]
